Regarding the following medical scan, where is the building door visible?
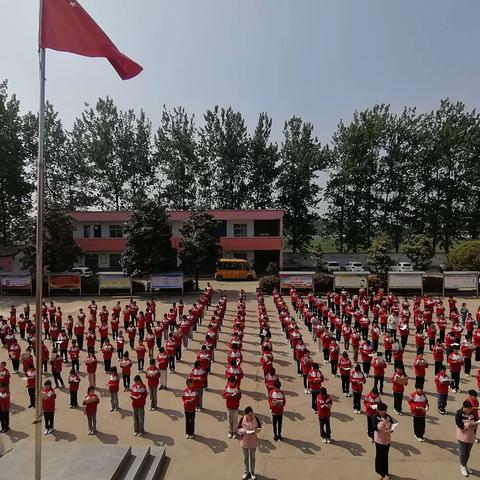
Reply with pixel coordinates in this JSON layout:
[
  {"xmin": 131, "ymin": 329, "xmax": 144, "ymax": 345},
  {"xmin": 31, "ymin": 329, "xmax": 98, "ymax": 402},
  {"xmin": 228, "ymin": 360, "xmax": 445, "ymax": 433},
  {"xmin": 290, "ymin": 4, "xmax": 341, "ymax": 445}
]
[
  {"xmin": 253, "ymin": 250, "xmax": 280, "ymax": 274},
  {"xmin": 84, "ymin": 254, "xmax": 99, "ymax": 272}
]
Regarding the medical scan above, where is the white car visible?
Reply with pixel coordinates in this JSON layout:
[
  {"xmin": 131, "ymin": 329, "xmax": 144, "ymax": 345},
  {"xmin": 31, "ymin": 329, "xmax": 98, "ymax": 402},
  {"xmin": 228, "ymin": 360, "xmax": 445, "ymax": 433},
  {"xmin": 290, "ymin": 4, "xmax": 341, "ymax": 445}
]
[
  {"xmin": 344, "ymin": 262, "xmax": 365, "ymax": 272},
  {"xmin": 65, "ymin": 267, "xmax": 94, "ymax": 277},
  {"xmin": 391, "ymin": 262, "xmax": 413, "ymax": 272},
  {"xmin": 321, "ymin": 261, "xmax": 340, "ymax": 273}
]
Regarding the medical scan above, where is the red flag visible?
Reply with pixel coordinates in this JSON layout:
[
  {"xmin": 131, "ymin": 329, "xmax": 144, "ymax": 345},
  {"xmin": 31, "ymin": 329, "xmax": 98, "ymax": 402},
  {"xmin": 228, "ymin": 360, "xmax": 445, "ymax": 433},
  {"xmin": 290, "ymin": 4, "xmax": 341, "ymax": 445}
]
[{"xmin": 40, "ymin": 0, "xmax": 143, "ymax": 80}]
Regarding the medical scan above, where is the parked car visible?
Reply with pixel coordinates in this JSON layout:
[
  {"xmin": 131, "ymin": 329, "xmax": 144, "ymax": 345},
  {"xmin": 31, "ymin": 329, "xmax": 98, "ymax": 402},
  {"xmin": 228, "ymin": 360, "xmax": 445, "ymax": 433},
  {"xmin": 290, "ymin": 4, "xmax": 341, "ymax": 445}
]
[
  {"xmin": 344, "ymin": 262, "xmax": 366, "ymax": 272},
  {"xmin": 390, "ymin": 262, "xmax": 413, "ymax": 272},
  {"xmin": 65, "ymin": 267, "xmax": 94, "ymax": 277},
  {"xmin": 321, "ymin": 261, "xmax": 341, "ymax": 273}
]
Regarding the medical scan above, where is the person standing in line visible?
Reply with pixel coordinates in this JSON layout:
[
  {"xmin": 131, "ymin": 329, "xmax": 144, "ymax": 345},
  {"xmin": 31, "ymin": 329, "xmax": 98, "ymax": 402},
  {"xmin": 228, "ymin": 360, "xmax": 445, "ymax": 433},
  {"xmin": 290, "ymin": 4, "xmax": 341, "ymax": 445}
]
[
  {"xmin": 391, "ymin": 367, "xmax": 408, "ymax": 416},
  {"xmin": 408, "ymin": 387, "xmax": 429, "ymax": 442},
  {"xmin": 68, "ymin": 368, "xmax": 80, "ymax": 408},
  {"xmin": 146, "ymin": 358, "xmax": 160, "ymax": 410},
  {"xmin": 108, "ymin": 366, "xmax": 120, "ymax": 411},
  {"xmin": 41, "ymin": 379, "xmax": 56, "ymax": 435},
  {"xmin": 268, "ymin": 379, "xmax": 286, "ymax": 441},
  {"xmin": 434, "ymin": 365, "xmax": 450, "ymax": 415},
  {"xmin": 413, "ymin": 353, "xmax": 428, "ymax": 389},
  {"xmin": 85, "ymin": 352, "xmax": 98, "ymax": 388},
  {"xmin": 373, "ymin": 402, "xmax": 395, "ymax": 480},
  {"xmin": 50, "ymin": 350, "xmax": 65, "ymax": 389},
  {"xmin": 448, "ymin": 346, "xmax": 464, "ymax": 393},
  {"xmin": 120, "ymin": 352, "xmax": 132, "ymax": 391},
  {"xmin": 0, "ymin": 383, "xmax": 10, "ymax": 433},
  {"xmin": 223, "ymin": 376, "xmax": 242, "ymax": 439},
  {"xmin": 364, "ymin": 387, "xmax": 382, "ymax": 443},
  {"xmin": 456, "ymin": 400, "xmax": 477, "ymax": 477},
  {"xmin": 157, "ymin": 347, "xmax": 168, "ymax": 390},
  {"xmin": 238, "ymin": 406, "xmax": 262, "ymax": 480},
  {"xmin": 101, "ymin": 338, "xmax": 114, "ymax": 373},
  {"xmin": 308, "ymin": 363, "xmax": 325, "ymax": 413},
  {"xmin": 372, "ymin": 352, "xmax": 387, "ymax": 394},
  {"xmin": 83, "ymin": 386, "xmax": 100, "ymax": 435},
  {"xmin": 130, "ymin": 375, "xmax": 147, "ymax": 437},
  {"xmin": 317, "ymin": 387, "xmax": 333, "ymax": 443},
  {"xmin": 182, "ymin": 378, "xmax": 199, "ymax": 439},
  {"xmin": 350, "ymin": 364, "xmax": 366, "ymax": 414},
  {"xmin": 24, "ymin": 365, "xmax": 36, "ymax": 408},
  {"xmin": 338, "ymin": 352, "xmax": 352, "ymax": 397}
]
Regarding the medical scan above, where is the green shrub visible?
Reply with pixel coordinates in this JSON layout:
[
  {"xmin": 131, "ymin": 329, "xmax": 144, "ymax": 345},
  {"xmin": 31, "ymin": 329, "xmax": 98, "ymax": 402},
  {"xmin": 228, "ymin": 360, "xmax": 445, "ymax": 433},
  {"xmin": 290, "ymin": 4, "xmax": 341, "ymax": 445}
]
[
  {"xmin": 265, "ymin": 262, "xmax": 279, "ymax": 275},
  {"xmin": 313, "ymin": 274, "xmax": 333, "ymax": 293},
  {"xmin": 368, "ymin": 275, "xmax": 387, "ymax": 291},
  {"xmin": 447, "ymin": 240, "xmax": 480, "ymax": 270},
  {"xmin": 258, "ymin": 275, "xmax": 279, "ymax": 294}
]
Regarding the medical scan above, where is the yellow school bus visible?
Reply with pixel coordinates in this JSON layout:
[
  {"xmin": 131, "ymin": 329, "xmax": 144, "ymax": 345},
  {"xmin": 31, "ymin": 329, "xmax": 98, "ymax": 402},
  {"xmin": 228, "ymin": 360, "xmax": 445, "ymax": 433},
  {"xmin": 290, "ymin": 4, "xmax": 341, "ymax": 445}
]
[{"xmin": 215, "ymin": 258, "xmax": 256, "ymax": 281}]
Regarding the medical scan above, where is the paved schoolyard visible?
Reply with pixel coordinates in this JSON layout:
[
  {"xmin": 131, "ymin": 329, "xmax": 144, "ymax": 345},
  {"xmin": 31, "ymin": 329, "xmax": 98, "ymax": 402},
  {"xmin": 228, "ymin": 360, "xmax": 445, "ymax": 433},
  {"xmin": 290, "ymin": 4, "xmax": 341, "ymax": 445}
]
[{"xmin": 0, "ymin": 282, "xmax": 478, "ymax": 480}]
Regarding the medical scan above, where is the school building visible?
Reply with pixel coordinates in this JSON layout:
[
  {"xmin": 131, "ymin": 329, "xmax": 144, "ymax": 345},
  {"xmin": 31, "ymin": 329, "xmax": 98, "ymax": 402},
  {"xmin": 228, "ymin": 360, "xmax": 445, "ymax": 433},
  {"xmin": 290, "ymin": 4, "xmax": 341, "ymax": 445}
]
[{"xmin": 68, "ymin": 209, "xmax": 284, "ymax": 273}]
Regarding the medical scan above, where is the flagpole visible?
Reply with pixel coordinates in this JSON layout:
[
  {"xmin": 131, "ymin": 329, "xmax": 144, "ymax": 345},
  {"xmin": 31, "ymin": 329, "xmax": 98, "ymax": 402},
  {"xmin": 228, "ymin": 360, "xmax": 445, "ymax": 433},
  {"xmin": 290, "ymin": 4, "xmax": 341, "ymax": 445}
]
[{"xmin": 35, "ymin": 1, "xmax": 46, "ymax": 479}]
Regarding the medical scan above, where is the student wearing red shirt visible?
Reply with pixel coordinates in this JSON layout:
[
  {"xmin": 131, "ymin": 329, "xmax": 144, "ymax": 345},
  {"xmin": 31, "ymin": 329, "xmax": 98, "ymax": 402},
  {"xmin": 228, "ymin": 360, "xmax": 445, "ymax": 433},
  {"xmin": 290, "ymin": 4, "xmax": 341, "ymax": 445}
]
[
  {"xmin": 146, "ymin": 359, "xmax": 160, "ymax": 410},
  {"xmin": 110, "ymin": 314, "xmax": 119, "ymax": 341},
  {"xmin": 68, "ymin": 339, "xmax": 80, "ymax": 372},
  {"xmin": 308, "ymin": 363, "xmax": 325, "ymax": 412},
  {"xmin": 372, "ymin": 352, "xmax": 387, "ymax": 394},
  {"xmin": 268, "ymin": 380, "xmax": 286, "ymax": 442},
  {"xmin": 0, "ymin": 383, "xmax": 10, "ymax": 433},
  {"xmin": 68, "ymin": 368, "xmax": 80, "ymax": 408},
  {"xmin": 73, "ymin": 321, "xmax": 85, "ymax": 351},
  {"xmin": 101, "ymin": 338, "xmax": 114, "ymax": 373},
  {"xmin": 165, "ymin": 333, "xmax": 176, "ymax": 373},
  {"xmin": 391, "ymin": 367, "xmax": 408, "ymax": 415},
  {"xmin": 50, "ymin": 350, "xmax": 65, "ymax": 389},
  {"xmin": 130, "ymin": 375, "xmax": 147, "ymax": 436},
  {"xmin": 25, "ymin": 365, "xmax": 36, "ymax": 408},
  {"xmin": 108, "ymin": 366, "xmax": 120, "ymax": 411},
  {"xmin": 448, "ymin": 347, "xmax": 464, "ymax": 393},
  {"xmin": 41, "ymin": 379, "xmax": 56, "ymax": 434},
  {"xmin": 329, "ymin": 340, "xmax": 340, "ymax": 376},
  {"xmin": 127, "ymin": 322, "xmax": 137, "ymax": 350},
  {"xmin": 190, "ymin": 361, "xmax": 207, "ymax": 411},
  {"xmin": 408, "ymin": 387, "xmax": 429, "ymax": 442},
  {"xmin": 182, "ymin": 378, "xmax": 199, "ymax": 439},
  {"xmin": 224, "ymin": 376, "xmax": 242, "ymax": 438},
  {"xmin": 99, "ymin": 322, "xmax": 109, "ymax": 348},
  {"xmin": 413, "ymin": 353, "xmax": 428, "ymax": 389},
  {"xmin": 116, "ymin": 331, "xmax": 125, "ymax": 360},
  {"xmin": 83, "ymin": 386, "xmax": 100, "ymax": 435},
  {"xmin": 86, "ymin": 328, "xmax": 96, "ymax": 355},
  {"xmin": 135, "ymin": 340, "xmax": 147, "ymax": 372},
  {"xmin": 157, "ymin": 347, "xmax": 168, "ymax": 390},
  {"xmin": 317, "ymin": 387, "xmax": 333, "ymax": 443},
  {"xmin": 338, "ymin": 352, "xmax": 352, "ymax": 397},
  {"xmin": 120, "ymin": 352, "xmax": 132, "ymax": 391},
  {"xmin": 434, "ymin": 365, "xmax": 450, "ymax": 415},
  {"xmin": 350, "ymin": 364, "xmax": 366, "ymax": 414},
  {"xmin": 364, "ymin": 387, "xmax": 382, "ymax": 442},
  {"xmin": 433, "ymin": 340, "xmax": 445, "ymax": 374},
  {"xmin": 8, "ymin": 338, "xmax": 21, "ymax": 373},
  {"xmin": 85, "ymin": 353, "xmax": 98, "ymax": 388}
]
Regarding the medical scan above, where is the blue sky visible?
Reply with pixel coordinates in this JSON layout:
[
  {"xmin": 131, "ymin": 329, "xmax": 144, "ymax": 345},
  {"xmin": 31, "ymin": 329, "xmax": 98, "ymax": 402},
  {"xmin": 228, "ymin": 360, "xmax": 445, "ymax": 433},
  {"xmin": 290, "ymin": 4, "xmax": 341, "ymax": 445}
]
[{"xmin": 2, "ymin": 0, "xmax": 480, "ymax": 144}]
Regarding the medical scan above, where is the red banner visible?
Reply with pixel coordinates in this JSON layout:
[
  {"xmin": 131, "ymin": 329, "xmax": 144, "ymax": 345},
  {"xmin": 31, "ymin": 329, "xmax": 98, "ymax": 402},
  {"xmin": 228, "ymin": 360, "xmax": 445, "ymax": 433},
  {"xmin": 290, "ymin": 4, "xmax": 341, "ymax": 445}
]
[{"xmin": 49, "ymin": 275, "xmax": 81, "ymax": 290}]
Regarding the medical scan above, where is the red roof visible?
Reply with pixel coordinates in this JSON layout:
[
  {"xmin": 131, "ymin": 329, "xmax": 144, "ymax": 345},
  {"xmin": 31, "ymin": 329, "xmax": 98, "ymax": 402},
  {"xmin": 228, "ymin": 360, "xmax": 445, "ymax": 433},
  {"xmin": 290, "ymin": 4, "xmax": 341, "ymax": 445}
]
[{"xmin": 68, "ymin": 209, "xmax": 283, "ymax": 222}]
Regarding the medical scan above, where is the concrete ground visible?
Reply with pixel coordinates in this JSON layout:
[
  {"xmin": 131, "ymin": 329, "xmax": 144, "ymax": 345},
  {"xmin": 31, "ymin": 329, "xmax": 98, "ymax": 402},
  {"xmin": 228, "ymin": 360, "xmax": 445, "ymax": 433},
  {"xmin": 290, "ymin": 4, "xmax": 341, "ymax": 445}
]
[{"xmin": 0, "ymin": 281, "xmax": 479, "ymax": 480}]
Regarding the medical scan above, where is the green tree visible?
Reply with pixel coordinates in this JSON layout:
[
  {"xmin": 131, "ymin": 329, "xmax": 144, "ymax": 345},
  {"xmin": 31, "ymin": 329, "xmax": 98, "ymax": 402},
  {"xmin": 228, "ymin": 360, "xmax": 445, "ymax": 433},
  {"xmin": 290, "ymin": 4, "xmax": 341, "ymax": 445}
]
[
  {"xmin": 22, "ymin": 204, "xmax": 81, "ymax": 273},
  {"xmin": 179, "ymin": 210, "xmax": 220, "ymax": 288},
  {"xmin": 120, "ymin": 198, "xmax": 177, "ymax": 275},
  {"xmin": 367, "ymin": 234, "xmax": 393, "ymax": 274},
  {"xmin": 245, "ymin": 112, "xmax": 278, "ymax": 209},
  {"xmin": 403, "ymin": 234, "xmax": 434, "ymax": 269},
  {"xmin": 277, "ymin": 116, "xmax": 326, "ymax": 253},
  {"xmin": 311, "ymin": 243, "xmax": 324, "ymax": 272},
  {"xmin": 198, "ymin": 106, "xmax": 249, "ymax": 209},
  {"xmin": 0, "ymin": 81, "xmax": 33, "ymax": 245},
  {"xmin": 446, "ymin": 240, "xmax": 480, "ymax": 271},
  {"xmin": 155, "ymin": 106, "xmax": 198, "ymax": 209}
]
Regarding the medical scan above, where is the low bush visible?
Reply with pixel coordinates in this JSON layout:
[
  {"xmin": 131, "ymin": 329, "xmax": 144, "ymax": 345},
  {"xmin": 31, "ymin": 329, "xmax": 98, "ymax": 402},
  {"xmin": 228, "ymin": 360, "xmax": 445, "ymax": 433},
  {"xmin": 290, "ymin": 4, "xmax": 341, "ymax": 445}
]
[
  {"xmin": 314, "ymin": 274, "xmax": 333, "ymax": 293},
  {"xmin": 258, "ymin": 275, "xmax": 279, "ymax": 294}
]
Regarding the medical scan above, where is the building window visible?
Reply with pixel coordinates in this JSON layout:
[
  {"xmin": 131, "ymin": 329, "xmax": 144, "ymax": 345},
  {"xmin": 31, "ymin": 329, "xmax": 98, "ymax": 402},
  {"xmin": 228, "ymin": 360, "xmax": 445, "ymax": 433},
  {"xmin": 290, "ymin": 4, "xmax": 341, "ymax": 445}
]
[
  {"xmin": 83, "ymin": 225, "xmax": 91, "ymax": 238},
  {"xmin": 93, "ymin": 225, "xmax": 102, "ymax": 238},
  {"xmin": 233, "ymin": 224, "xmax": 247, "ymax": 237},
  {"xmin": 109, "ymin": 225, "xmax": 123, "ymax": 238},
  {"xmin": 233, "ymin": 252, "xmax": 248, "ymax": 260},
  {"xmin": 110, "ymin": 254, "xmax": 122, "ymax": 269}
]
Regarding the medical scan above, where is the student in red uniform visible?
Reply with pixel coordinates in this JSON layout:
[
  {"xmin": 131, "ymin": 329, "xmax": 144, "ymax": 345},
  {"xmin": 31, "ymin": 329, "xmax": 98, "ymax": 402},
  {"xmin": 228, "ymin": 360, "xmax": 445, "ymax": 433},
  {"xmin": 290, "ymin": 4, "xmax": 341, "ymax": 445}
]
[
  {"xmin": 85, "ymin": 352, "xmax": 97, "ymax": 388},
  {"xmin": 108, "ymin": 366, "xmax": 120, "ymax": 411},
  {"xmin": 372, "ymin": 352, "xmax": 387, "ymax": 394},
  {"xmin": 101, "ymin": 338, "xmax": 114, "ymax": 373},
  {"xmin": 408, "ymin": 387, "xmax": 429, "ymax": 442},
  {"xmin": 351, "ymin": 364, "xmax": 366, "ymax": 414},
  {"xmin": 224, "ymin": 376, "xmax": 242, "ymax": 438},
  {"xmin": 51, "ymin": 350, "xmax": 65, "ymax": 389},
  {"xmin": 136, "ymin": 340, "xmax": 147, "ymax": 372},
  {"xmin": 157, "ymin": 347, "xmax": 168, "ymax": 390},
  {"xmin": 0, "ymin": 383, "xmax": 10, "ymax": 432},
  {"xmin": 391, "ymin": 367, "xmax": 408, "ymax": 416},
  {"xmin": 308, "ymin": 363, "xmax": 325, "ymax": 412},
  {"xmin": 165, "ymin": 333, "xmax": 176, "ymax": 373},
  {"xmin": 41, "ymin": 379, "xmax": 56, "ymax": 435},
  {"xmin": 434, "ymin": 365, "xmax": 450, "ymax": 415},
  {"xmin": 448, "ymin": 346, "xmax": 464, "ymax": 393},
  {"xmin": 413, "ymin": 353, "xmax": 428, "ymax": 389},
  {"xmin": 317, "ymin": 387, "xmax": 333, "ymax": 443},
  {"xmin": 146, "ymin": 359, "xmax": 160, "ymax": 410},
  {"xmin": 364, "ymin": 387, "xmax": 382, "ymax": 442},
  {"xmin": 120, "ymin": 352, "xmax": 132, "ymax": 391},
  {"xmin": 268, "ymin": 379, "xmax": 286, "ymax": 441},
  {"xmin": 25, "ymin": 365, "xmax": 36, "ymax": 408},
  {"xmin": 182, "ymin": 378, "xmax": 199, "ymax": 439},
  {"xmin": 83, "ymin": 386, "xmax": 100, "ymax": 435},
  {"xmin": 68, "ymin": 368, "xmax": 80, "ymax": 408},
  {"xmin": 130, "ymin": 375, "xmax": 147, "ymax": 436}
]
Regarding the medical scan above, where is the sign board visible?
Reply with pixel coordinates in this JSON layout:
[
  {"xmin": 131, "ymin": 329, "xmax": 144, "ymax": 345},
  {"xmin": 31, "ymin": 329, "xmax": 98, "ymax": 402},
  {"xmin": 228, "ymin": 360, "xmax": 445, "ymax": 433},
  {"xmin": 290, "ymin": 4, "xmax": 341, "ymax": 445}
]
[
  {"xmin": 151, "ymin": 272, "xmax": 184, "ymax": 291},
  {"xmin": 99, "ymin": 272, "xmax": 131, "ymax": 293},
  {"xmin": 443, "ymin": 272, "xmax": 479, "ymax": 290},
  {"xmin": 1, "ymin": 275, "xmax": 31, "ymax": 290},
  {"xmin": 333, "ymin": 272, "xmax": 369, "ymax": 289},
  {"xmin": 279, "ymin": 271, "xmax": 315, "ymax": 290},
  {"xmin": 388, "ymin": 272, "xmax": 424, "ymax": 289},
  {"xmin": 49, "ymin": 274, "xmax": 81, "ymax": 290}
]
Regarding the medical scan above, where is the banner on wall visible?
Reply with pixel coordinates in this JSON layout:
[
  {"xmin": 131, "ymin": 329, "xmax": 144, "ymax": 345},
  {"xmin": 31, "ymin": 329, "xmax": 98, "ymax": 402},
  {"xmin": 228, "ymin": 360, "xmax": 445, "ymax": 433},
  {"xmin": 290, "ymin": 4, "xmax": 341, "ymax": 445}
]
[
  {"xmin": 333, "ymin": 272, "xmax": 369, "ymax": 289},
  {"xmin": 1, "ymin": 275, "xmax": 31, "ymax": 289},
  {"xmin": 279, "ymin": 272, "xmax": 315, "ymax": 290},
  {"xmin": 388, "ymin": 272, "xmax": 424, "ymax": 289},
  {"xmin": 49, "ymin": 274, "xmax": 81, "ymax": 290},
  {"xmin": 151, "ymin": 272, "xmax": 184, "ymax": 290},
  {"xmin": 444, "ymin": 272, "xmax": 479, "ymax": 290},
  {"xmin": 99, "ymin": 273, "xmax": 131, "ymax": 290}
]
